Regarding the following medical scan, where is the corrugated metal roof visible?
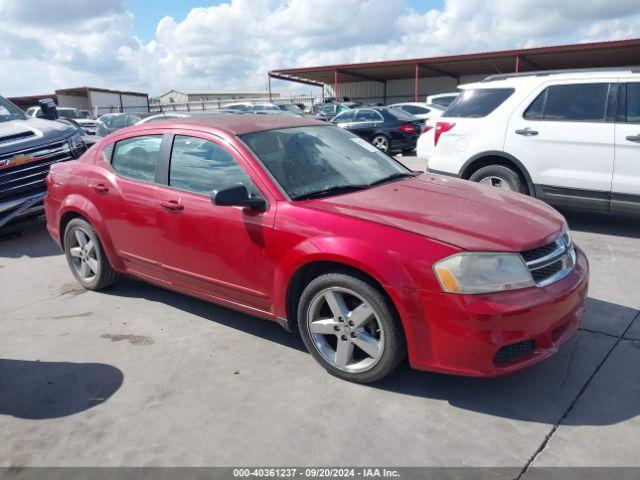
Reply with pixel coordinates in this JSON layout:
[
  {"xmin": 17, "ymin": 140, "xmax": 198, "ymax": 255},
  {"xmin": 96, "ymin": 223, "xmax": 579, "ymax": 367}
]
[{"xmin": 270, "ymin": 38, "xmax": 640, "ymax": 85}]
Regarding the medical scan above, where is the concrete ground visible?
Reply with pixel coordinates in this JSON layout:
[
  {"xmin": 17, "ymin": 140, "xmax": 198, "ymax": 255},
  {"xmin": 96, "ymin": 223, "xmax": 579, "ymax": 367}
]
[{"xmin": 0, "ymin": 156, "xmax": 638, "ymax": 473}]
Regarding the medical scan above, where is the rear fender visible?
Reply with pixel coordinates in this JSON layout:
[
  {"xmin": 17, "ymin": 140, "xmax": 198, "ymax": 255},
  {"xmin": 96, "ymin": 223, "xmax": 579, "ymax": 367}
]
[{"xmin": 58, "ymin": 195, "xmax": 124, "ymax": 271}]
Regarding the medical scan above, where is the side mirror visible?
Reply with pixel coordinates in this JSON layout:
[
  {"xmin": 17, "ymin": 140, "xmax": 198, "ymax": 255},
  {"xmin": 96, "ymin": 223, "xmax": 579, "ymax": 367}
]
[
  {"xmin": 38, "ymin": 98, "xmax": 59, "ymax": 120},
  {"xmin": 211, "ymin": 184, "xmax": 267, "ymax": 212}
]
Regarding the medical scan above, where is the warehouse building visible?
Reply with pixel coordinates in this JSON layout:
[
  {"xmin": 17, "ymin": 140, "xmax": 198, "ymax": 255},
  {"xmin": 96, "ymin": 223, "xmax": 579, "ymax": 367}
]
[
  {"xmin": 269, "ymin": 38, "xmax": 640, "ymax": 104},
  {"xmin": 157, "ymin": 89, "xmax": 278, "ymax": 105},
  {"xmin": 8, "ymin": 87, "xmax": 149, "ymax": 117}
]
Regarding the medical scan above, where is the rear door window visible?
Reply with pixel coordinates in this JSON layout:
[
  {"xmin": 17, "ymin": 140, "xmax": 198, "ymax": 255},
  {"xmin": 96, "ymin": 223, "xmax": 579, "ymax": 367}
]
[
  {"xmin": 524, "ymin": 83, "xmax": 610, "ymax": 122},
  {"xmin": 111, "ymin": 135, "xmax": 163, "ymax": 182},
  {"xmin": 444, "ymin": 88, "xmax": 514, "ymax": 118},
  {"xmin": 626, "ymin": 83, "xmax": 640, "ymax": 123},
  {"xmin": 355, "ymin": 109, "xmax": 383, "ymax": 122},
  {"xmin": 333, "ymin": 110, "xmax": 356, "ymax": 123}
]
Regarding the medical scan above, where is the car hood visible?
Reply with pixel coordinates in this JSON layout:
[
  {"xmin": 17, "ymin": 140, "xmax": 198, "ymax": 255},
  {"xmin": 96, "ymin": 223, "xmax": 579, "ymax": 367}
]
[
  {"xmin": 0, "ymin": 118, "xmax": 76, "ymax": 156},
  {"xmin": 304, "ymin": 174, "xmax": 566, "ymax": 252}
]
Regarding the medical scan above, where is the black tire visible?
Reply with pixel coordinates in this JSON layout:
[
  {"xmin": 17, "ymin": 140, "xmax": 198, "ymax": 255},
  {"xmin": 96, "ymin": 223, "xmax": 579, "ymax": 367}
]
[
  {"xmin": 297, "ymin": 272, "xmax": 406, "ymax": 383},
  {"xmin": 63, "ymin": 218, "xmax": 119, "ymax": 290},
  {"xmin": 469, "ymin": 165, "xmax": 526, "ymax": 194},
  {"xmin": 371, "ymin": 135, "xmax": 391, "ymax": 153}
]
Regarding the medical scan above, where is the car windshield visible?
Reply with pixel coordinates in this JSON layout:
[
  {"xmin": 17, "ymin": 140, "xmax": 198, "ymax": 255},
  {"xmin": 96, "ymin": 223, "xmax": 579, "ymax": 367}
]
[
  {"xmin": 279, "ymin": 104, "xmax": 304, "ymax": 114},
  {"xmin": 0, "ymin": 96, "xmax": 26, "ymax": 123},
  {"xmin": 385, "ymin": 108, "xmax": 417, "ymax": 121},
  {"xmin": 57, "ymin": 109, "xmax": 81, "ymax": 119},
  {"xmin": 241, "ymin": 126, "xmax": 412, "ymax": 200}
]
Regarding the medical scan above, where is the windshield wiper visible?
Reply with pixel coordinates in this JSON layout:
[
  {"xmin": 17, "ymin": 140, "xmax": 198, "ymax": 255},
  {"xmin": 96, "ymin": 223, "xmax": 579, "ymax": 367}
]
[
  {"xmin": 293, "ymin": 184, "xmax": 369, "ymax": 200},
  {"xmin": 366, "ymin": 171, "xmax": 417, "ymax": 187}
]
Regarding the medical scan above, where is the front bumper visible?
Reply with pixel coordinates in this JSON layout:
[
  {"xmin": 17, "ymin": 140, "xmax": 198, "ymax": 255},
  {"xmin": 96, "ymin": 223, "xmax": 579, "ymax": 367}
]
[
  {"xmin": 396, "ymin": 246, "xmax": 589, "ymax": 377},
  {"xmin": 0, "ymin": 191, "xmax": 46, "ymax": 228}
]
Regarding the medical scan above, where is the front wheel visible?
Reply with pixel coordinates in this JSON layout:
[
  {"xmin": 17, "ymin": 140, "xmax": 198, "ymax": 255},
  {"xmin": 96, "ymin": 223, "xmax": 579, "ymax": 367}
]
[
  {"xmin": 371, "ymin": 135, "xmax": 390, "ymax": 153},
  {"xmin": 297, "ymin": 272, "xmax": 406, "ymax": 383},
  {"xmin": 469, "ymin": 165, "xmax": 526, "ymax": 194}
]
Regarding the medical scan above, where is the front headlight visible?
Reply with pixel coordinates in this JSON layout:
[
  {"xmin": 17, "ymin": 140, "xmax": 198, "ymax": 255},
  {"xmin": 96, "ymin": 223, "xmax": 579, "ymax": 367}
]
[
  {"xmin": 68, "ymin": 132, "xmax": 85, "ymax": 157},
  {"xmin": 433, "ymin": 252, "xmax": 535, "ymax": 294}
]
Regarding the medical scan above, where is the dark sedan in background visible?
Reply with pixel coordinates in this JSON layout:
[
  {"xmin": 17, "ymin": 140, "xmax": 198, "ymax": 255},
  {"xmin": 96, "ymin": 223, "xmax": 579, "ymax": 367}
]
[{"xmin": 331, "ymin": 107, "xmax": 424, "ymax": 154}]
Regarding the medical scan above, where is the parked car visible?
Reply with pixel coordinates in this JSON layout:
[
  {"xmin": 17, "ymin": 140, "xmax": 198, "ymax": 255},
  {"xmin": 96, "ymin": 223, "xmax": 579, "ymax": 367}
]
[
  {"xmin": 275, "ymin": 103, "xmax": 307, "ymax": 116},
  {"xmin": 315, "ymin": 102, "xmax": 360, "ymax": 121},
  {"xmin": 225, "ymin": 102, "xmax": 280, "ymax": 112},
  {"xmin": 331, "ymin": 106, "xmax": 423, "ymax": 153},
  {"xmin": 426, "ymin": 68, "xmax": 640, "ymax": 214},
  {"xmin": 0, "ymin": 96, "xmax": 86, "ymax": 228},
  {"xmin": 26, "ymin": 106, "xmax": 98, "ymax": 135},
  {"xmin": 96, "ymin": 113, "xmax": 142, "ymax": 136},
  {"xmin": 45, "ymin": 113, "xmax": 588, "ymax": 383},
  {"xmin": 425, "ymin": 92, "xmax": 459, "ymax": 108},
  {"xmin": 388, "ymin": 102, "xmax": 445, "ymax": 120}
]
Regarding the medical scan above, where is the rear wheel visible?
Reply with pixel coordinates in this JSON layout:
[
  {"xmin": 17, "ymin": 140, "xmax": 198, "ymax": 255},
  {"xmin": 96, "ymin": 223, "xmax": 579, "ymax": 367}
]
[
  {"xmin": 371, "ymin": 135, "xmax": 390, "ymax": 153},
  {"xmin": 469, "ymin": 165, "xmax": 526, "ymax": 194},
  {"xmin": 64, "ymin": 218, "xmax": 119, "ymax": 290},
  {"xmin": 297, "ymin": 272, "xmax": 406, "ymax": 383}
]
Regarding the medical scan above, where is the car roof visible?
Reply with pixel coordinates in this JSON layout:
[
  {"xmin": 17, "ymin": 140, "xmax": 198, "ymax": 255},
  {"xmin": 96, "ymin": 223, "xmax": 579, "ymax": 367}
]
[{"xmin": 154, "ymin": 113, "xmax": 327, "ymax": 135}]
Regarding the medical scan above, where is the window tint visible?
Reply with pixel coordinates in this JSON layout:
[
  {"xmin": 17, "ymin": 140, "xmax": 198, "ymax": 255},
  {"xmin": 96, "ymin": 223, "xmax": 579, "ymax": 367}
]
[
  {"xmin": 386, "ymin": 108, "xmax": 417, "ymax": 121},
  {"xmin": 524, "ymin": 91, "xmax": 546, "ymax": 120},
  {"xmin": 444, "ymin": 88, "xmax": 514, "ymax": 118},
  {"xmin": 627, "ymin": 83, "xmax": 640, "ymax": 123},
  {"xmin": 431, "ymin": 95, "xmax": 457, "ymax": 107},
  {"xmin": 126, "ymin": 115, "xmax": 141, "ymax": 126},
  {"xmin": 333, "ymin": 110, "xmax": 356, "ymax": 122},
  {"xmin": 169, "ymin": 135, "xmax": 252, "ymax": 195},
  {"xmin": 543, "ymin": 84, "xmax": 608, "ymax": 121},
  {"xmin": 111, "ymin": 135, "xmax": 163, "ymax": 182},
  {"xmin": 110, "ymin": 115, "xmax": 128, "ymax": 128},
  {"xmin": 355, "ymin": 109, "xmax": 382, "ymax": 122}
]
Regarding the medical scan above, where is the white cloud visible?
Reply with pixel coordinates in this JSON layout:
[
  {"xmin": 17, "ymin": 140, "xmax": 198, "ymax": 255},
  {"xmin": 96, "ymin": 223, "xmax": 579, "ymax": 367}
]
[{"xmin": 0, "ymin": 0, "xmax": 638, "ymax": 98}]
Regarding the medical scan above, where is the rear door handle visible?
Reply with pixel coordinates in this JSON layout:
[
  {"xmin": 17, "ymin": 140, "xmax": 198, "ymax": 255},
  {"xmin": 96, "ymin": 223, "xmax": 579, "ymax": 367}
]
[
  {"xmin": 515, "ymin": 128, "xmax": 538, "ymax": 136},
  {"xmin": 160, "ymin": 200, "xmax": 184, "ymax": 212},
  {"xmin": 90, "ymin": 183, "xmax": 109, "ymax": 194},
  {"xmin": 625, "ymin": 134, "xmax": 640, "ymax": 143}
]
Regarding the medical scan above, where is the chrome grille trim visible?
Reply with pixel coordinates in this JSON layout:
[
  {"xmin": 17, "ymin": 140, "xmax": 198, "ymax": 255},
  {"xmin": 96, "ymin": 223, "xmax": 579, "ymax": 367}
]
[{"xmin": 522, "ymin": 233, "xmax": 576, "ymax": 287}]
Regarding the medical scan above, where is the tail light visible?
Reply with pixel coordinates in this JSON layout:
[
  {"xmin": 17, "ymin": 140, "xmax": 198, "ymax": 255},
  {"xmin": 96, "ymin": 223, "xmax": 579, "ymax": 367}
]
[
  {"xmin": 422, "ymin": 125, "xmax": 433, "ymax": 133},
  {"xmin": 434, "ymin": 122, "xmax": 455, "ymax": 146},
  {"xmin": 399, "ymin": 123, "xmax": 417, "ymax": 135}
]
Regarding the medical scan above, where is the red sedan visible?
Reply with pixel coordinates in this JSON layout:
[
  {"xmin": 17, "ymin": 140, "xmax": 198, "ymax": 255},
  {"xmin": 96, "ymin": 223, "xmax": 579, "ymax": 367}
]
[{"xmin": 45, "ymin": 114, "xmax": 588, "ymax": 383}]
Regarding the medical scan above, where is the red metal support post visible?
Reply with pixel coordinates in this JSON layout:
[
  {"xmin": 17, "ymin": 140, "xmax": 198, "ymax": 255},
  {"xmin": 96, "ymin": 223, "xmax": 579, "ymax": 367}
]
[
  {"xmin": 414, "ymin": 63, "xmax": 419, "ymax": 102},
  {"xmin": 515, "ymin": 55, "xmax": 520, "ymax": 73},
  {"xmin": 334, "ymin": 70, "xmax": 339, "ymax": 100}
]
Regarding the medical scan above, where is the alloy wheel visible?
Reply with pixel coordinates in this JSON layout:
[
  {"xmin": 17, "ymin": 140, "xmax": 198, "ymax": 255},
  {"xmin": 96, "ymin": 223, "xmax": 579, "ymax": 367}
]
[
  {"xmin": 479, "ymin": 175, "xmax": 512, "ymax": 191},
  {"xmin": 372, "ymin": 136, "xmax": 389, "ymax": 152},
  {"xmin": 68, "ymin": 227, "xmax": 99, "ymax": 282},
  {"xmin": 306, "ymin": 287, "xmax": 384, "ymax": 373}
]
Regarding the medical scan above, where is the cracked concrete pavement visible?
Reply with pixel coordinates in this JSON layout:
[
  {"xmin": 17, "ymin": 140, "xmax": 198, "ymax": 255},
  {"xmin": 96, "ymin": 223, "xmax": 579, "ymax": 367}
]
[{"xmin": 0, "ymin": 156, "xmax": 638, "ymax": 470}]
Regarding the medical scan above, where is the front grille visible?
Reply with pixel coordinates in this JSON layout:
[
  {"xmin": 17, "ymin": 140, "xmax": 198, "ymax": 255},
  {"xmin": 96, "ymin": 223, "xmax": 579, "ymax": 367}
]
[
  {"xmin": 494, "ymin": 340, "xmax": 535, "ymax": 365},
  {"xmin": 521, "ymin": 233, "xmax": 575, "ymax": 287},
  {"xmin": 0, "ymin": 141, "xmax": 74, "ymax": 203}
]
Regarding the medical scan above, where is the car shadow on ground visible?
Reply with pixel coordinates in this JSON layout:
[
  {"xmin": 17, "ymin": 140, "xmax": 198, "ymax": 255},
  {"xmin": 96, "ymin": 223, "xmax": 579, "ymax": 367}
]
[
  {"xmin": 562, "ymin": 209, "xmax": 640, "ymax": 239},
  {"xmin": 104, "ymin": 276, "xmax": 639, "ymax": 427},
  {"xmin": 0, "ymin": 359, "xmax": 123, "ymax": 419},
  {"xmin": 0, "ymin": 218, "xmax": 60, "ymax": 258}
]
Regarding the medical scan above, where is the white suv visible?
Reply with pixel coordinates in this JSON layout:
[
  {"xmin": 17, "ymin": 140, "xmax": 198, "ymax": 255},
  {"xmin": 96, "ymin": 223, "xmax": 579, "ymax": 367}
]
[{"xmin": 426, "ymin": 68, "xmax": 640, "ymax": 214}]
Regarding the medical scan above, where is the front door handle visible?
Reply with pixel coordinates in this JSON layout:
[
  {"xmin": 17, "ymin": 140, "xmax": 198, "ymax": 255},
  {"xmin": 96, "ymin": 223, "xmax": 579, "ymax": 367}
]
[
  {"xmin": 160, "ymin": 200, "xmax": 184, "ymax": 212},
  {"xmin": 515, "ymin": 128, "xmax": 539, "ymax": 136},
  {"xmin": 625, "ymin": 134, "xmax": 640, "ymax": 143},
  {"xmin": 90, "ymin": 183, "xmax": 109, "ymax": 194}
]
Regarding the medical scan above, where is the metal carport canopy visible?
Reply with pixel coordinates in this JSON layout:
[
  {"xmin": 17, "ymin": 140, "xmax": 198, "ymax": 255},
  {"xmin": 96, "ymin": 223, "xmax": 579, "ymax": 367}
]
[{"xmin": 269, "ymin": 38, "xmax": 640, "ymax": 87}]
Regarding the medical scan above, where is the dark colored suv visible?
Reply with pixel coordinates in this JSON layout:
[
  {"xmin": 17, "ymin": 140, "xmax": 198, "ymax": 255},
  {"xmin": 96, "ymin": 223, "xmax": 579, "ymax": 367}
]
[{"xmin": 0, "ymin": 95, "xmax": 86, "ymax": 228}]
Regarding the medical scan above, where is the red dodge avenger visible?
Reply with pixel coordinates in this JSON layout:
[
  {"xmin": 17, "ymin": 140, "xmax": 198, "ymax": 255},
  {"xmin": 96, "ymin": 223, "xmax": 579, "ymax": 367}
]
[{"xmin": 45, "ymin": 114, "xmax": 588, "ymax": 383}]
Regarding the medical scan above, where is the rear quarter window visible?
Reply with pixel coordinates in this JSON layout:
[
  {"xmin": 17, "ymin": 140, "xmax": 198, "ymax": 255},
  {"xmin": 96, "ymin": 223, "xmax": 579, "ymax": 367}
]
[{"xmin": 444, "ymin": 88, "xmax": 514, "ymax": 118}]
